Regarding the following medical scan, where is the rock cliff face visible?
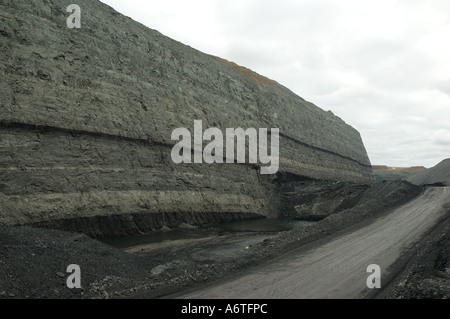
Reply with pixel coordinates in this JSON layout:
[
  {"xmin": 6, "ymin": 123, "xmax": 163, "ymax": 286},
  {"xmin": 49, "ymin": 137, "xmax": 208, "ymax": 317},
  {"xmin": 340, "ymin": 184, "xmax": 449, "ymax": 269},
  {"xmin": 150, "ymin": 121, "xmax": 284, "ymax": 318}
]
[{"xmin": 0, "ymin": 0, "xmax": 373, "ymax": 237}]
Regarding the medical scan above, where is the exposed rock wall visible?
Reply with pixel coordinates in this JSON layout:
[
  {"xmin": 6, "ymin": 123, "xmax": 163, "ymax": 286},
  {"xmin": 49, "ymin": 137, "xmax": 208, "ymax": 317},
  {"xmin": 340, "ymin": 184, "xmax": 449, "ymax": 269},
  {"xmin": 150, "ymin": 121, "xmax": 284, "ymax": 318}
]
[{"xmin": 0, "ymin": 0, "xmax": 373, "ymax": 237}]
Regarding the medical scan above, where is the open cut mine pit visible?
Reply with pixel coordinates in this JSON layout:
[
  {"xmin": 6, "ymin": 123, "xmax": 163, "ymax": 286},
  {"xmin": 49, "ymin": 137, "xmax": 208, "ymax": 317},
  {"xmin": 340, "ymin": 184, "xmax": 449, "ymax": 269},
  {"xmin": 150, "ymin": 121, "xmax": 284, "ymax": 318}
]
[{"xmin": 1, "ymin": 0, "xmax": 448, "ymax": 301}]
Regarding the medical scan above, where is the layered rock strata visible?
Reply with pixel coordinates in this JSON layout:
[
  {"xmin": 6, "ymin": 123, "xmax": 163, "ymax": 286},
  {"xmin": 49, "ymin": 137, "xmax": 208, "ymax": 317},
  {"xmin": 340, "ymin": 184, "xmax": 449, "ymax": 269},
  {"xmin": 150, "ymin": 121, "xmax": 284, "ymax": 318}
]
[{"xmin": 0, "ymin": 0, "xmax": 373, "ymax": 237}]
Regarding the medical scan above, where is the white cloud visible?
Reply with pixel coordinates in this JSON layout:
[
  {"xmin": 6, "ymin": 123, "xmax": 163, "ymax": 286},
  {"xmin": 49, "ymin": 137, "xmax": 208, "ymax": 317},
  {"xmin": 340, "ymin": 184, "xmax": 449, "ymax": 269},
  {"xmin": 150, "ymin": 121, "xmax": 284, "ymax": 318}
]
[{"xmin": 100, "ymin": 0, "xmax": 450, "ymax": 168}]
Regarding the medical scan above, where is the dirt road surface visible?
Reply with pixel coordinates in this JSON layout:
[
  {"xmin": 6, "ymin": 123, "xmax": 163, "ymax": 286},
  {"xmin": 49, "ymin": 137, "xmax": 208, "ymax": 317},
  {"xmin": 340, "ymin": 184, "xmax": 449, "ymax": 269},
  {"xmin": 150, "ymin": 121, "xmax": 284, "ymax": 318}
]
[{"xmin": 177, "ymin": 187, "xmax": 450, "ymax": 299}]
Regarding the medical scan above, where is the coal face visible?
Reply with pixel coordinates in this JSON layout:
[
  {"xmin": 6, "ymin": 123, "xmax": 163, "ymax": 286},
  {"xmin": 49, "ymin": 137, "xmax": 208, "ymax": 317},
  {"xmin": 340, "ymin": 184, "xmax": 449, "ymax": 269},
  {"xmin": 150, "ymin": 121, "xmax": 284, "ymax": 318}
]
[{"xmin": 1, "ymin": 0, "xmax": 373, "ymax": 237}]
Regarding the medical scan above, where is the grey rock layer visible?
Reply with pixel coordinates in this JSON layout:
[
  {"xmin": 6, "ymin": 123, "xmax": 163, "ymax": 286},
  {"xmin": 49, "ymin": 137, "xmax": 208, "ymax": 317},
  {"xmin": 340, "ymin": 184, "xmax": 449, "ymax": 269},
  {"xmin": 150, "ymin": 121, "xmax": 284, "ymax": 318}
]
[{"xmin": 0, "ymin": 0, "xmax": 373, "ymax": 237}]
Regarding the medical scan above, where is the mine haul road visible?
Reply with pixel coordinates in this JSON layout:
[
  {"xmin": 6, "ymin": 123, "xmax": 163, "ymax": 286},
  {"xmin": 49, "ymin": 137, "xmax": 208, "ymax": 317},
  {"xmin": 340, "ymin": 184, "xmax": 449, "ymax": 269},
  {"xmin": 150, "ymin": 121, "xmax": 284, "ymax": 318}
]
[{"xmin": 178, "ymin": 187, "xmax": 450, "ymax": 299}]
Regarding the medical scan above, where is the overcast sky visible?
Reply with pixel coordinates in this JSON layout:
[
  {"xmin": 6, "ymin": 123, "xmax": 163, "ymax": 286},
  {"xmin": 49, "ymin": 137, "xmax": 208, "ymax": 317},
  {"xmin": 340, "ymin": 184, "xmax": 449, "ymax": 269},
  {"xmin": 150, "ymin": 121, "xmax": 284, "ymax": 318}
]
[{"xmin": 101, "ymin": 0, "xmax": 450, "ymax": 168}]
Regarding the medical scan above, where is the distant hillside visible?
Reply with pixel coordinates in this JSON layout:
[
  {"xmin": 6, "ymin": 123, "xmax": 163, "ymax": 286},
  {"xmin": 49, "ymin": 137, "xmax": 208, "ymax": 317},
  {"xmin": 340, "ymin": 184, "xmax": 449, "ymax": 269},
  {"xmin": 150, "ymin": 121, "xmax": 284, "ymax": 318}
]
[
  {"xmin": 372, "ymin": 165, "xmax": 426, "ymax": 181},
  {"xmin": 406, "ymin": 159, "xmax": 450, "ymax": 186}
]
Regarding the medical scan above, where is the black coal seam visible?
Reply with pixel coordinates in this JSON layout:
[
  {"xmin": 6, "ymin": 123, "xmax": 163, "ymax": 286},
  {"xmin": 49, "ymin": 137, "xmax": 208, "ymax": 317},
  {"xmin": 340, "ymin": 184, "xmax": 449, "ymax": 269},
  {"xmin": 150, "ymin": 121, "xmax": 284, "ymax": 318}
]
[
  {"xmin": 279, "ymin": 133, "xmax": 372, "ymax": 168},
  {"xmin": 26, "ymin": 211, "xmax": 265, "ymax": 238},
  {"xmin": 0, "ymin": 121, "xmax": 171, "ymax": 149},
  {"xmin": 0, "ymin": 121, "xmax": 370, "ymax": 169}
]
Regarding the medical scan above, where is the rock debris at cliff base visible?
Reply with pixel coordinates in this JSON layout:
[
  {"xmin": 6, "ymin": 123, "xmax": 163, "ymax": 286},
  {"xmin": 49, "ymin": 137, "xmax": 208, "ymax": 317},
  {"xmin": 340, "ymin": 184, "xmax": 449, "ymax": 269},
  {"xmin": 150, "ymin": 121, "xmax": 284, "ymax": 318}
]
[{"xmin": 2, "ymin": 180, "xmax": 443, "ymax": 299}]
